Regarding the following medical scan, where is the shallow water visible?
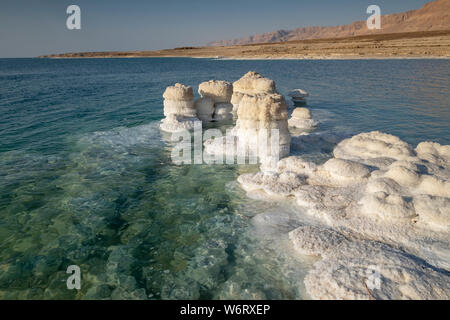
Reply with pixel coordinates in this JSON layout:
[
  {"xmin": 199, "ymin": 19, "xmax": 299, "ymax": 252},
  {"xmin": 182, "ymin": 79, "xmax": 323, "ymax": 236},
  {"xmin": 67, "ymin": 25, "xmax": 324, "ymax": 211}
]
[{"xmin": 0, "ymin": 58, "xmax": 449, "ymax": 299}]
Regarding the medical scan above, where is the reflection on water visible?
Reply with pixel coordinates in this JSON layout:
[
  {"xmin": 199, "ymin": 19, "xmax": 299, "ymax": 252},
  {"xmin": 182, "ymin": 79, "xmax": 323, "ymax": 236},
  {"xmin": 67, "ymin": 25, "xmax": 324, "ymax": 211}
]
[{"xmin": 0, "ymin": 58, "xmax": 448, "ymax": 299}]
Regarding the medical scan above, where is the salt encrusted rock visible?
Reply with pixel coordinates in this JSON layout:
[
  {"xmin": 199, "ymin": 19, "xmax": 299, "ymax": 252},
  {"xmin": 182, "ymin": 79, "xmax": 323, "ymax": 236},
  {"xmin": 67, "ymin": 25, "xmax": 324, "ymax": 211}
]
[
  {"xmin": 160, "ymin": 114, "xmax": 199, "ymax": 132},
  {"xmin": 204, "ymin": 75, "xmax": 291, "ymax": 163},
  {"xmin": 413, "ymin": 195, "xmax": 450, "ymax": 231},
  {"xmin": 213, "ymin": 103, "xmax": 234, "ymax": 121},
  {"xmin": 237, "ymin": 93, "xmax": 288, "ymax": 121},
  {"xmin": 198, "ymin": 80, "xmax": 233, "ymax": 103},
  {"xmin": 163, "ymin": 83, "xmax": 194, "ymax": 101},
  {"xmin": 163, "ymin": 100, "xmax": 196, "ymax": 117},
  {"xmin": 359, "ymin": 191, "xmax": 417, "ymax": 221},
  {"xmin": 161, "ymin": 83, "xmax": 200, "ymax": 132},
  {"xmin": 334, "ymin": 131, "xmax": 415, "ymax": 163},
  {"xmin": 233, "ymin": 71, "xmax": 276, "ymax": 95},
  {"xmin": 416, "ymin": 141, "xmax": 450, "ymax": 165},
  {"xmin": 198, "ymin": 80, "xmax": 234, "ymax": 122},
  {"xmin": 288, "ymin": 89, "xmax": 309, "ymax": 102},
  {"xmin": 194, "ymin": 97, "xmax": 214, "ymax": 122},
  {"xmin": 234, "ymin": 93, "xmax": 291, "ymax": 160},
  {"xmin": 320, "ymin": 158, "xmax": 371, "ymax": 185},
  {"xmin": 288, "ymin": 107, "xmax": 318, "ymax": 130},
  {"xmin": 289, "ymin": 226, "xmax": 347, "ymax": 256},
  {"xmin": 236, "ymin": 131, "xmax": 450, "ymax": 299},
  {"xmin": 231, "ymin": 71, "xmax": 277, "ymax": 115},
  {"xmin": 298, "ymin": 228, "xmax": 450, "ymax": 300}
]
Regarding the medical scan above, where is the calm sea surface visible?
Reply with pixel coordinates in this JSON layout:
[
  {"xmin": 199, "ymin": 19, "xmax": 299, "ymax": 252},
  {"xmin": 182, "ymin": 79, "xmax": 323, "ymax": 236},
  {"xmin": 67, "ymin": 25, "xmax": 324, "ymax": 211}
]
[{"xmin": 0, "ymin": 58, "xmax": 449, "ymax": 299}]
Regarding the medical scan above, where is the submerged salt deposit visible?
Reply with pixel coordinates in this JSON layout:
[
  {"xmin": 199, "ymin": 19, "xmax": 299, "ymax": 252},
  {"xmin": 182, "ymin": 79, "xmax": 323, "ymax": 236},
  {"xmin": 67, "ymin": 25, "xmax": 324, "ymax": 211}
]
[{"xmin": 238, "ymin": 130, "xmax": 450, "ymax": 300}]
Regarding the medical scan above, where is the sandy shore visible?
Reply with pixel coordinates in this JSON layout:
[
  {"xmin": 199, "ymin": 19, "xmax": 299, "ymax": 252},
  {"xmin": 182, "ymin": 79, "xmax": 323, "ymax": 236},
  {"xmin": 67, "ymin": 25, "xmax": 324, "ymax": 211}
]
[{"xmin": 40, "ymin": 30, "xmax": 450, "ymax": 60}]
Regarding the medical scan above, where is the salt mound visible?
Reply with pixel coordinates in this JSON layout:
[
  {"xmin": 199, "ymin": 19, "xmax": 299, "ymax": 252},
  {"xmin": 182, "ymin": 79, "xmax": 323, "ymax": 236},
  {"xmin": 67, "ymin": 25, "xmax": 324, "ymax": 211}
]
[
  {"xmin": 288, "ymin": 107, "xmax": 318, "ymax": 130},
  {"xmin": 295, "ymin": 226, "xmax": 450, "ymax": 300},
  {"xmin": 320, "ymin": 158, "xmax": 370, "ymax": 185},
  {"xmin": 236, "ymin": 131, "xmax": 450, "ymax": 299},
  {"xmin": 334, "ymin": 131, "xmax": 414, "ymax": 162},
  {"xmin": 416, "ymin": 141, "xmax": 450, "ymax": 165},
  {"xmin": 289, "ymin": 226, "xmax": 346, "ymax": 256},
  {"xmin": 213, "ymin": 103, "xmax": 234, "ymax": 121},
  {"xmin": 360, "ymin": 191, "xmax": 417, "ymax": 221}
]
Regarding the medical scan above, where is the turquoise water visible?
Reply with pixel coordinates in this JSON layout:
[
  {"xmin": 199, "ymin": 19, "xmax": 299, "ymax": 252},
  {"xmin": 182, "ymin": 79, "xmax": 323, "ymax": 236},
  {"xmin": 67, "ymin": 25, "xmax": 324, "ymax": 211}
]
[{"xmin": 0, "ymin": 58, "xmax": 449, "ymax": 299}]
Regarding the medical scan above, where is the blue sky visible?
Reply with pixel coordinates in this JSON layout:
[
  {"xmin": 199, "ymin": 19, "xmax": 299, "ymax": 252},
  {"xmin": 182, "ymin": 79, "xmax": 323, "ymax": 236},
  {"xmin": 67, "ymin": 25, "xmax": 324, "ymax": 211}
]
[{"xmin": 0, "ymin": 0, "xmax": 432, "ymax": 57}]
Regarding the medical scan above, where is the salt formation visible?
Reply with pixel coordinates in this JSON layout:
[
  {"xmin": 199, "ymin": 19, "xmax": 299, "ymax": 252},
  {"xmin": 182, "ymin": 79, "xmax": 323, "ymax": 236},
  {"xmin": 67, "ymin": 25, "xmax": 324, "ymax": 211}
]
[
  {"xmin": 198, "ymin": 80, "xmax": 233, "ymax": 121},
  {"xmin": 334, "ymin": 131, "xmax": 415, "ymax": 163},
  {"xmin": 231, "ymin": 71, "xmax": 276, "ymax": 115},
  {"xmin": 288, "ymin": 107, "xmax": 318, "ymax": 130},
  {"xmin": 288, "ymin": 89, "xmax": 309, "ymax": 103},
  {"xmin": 203, "ymin": 72, "xmax": 291, "ymax": 164},
  {"xmin": 160, "ymin": 83, "xmax": 200, "ymax": 132},
  {"xmin": 237, "ymin": 130, "xmax": 450, "ymax": 299},
  {"xmin": 289, "ymin": 226, "xmax": 450, "ymax": 300},
  {"xmin": 194, "ymin": 97, "xmax": 214, "ymax": 122},
  {"xmin": 205, "ymin": 93, "xmax": 291, "ymax": 164}
]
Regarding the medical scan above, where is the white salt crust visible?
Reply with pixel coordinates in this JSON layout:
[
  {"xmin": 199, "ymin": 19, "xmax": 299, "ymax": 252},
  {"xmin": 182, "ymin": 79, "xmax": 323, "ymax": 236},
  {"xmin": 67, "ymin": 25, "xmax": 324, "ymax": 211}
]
[
  {"xmin": 238, "ymin": 131, "xmax": 450, "ymax": 300},
  {"xmin": 288, "ymin": 107, "xmax": 318, "ymax": 130}
]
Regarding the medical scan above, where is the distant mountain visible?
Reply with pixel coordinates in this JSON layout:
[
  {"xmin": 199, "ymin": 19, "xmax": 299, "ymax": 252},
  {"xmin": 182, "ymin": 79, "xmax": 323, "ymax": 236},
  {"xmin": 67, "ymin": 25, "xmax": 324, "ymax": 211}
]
[{"xmin": 209, "ymin": 0, "xmax": 450, "ymax": 46}]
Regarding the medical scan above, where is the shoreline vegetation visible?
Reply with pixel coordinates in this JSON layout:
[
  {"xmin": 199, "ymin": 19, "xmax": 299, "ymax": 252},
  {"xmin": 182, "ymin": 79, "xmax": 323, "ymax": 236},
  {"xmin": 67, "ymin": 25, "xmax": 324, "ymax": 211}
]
[{"xmin": 39, "ymin": 30, "xmax": 450, "ymax": 60}]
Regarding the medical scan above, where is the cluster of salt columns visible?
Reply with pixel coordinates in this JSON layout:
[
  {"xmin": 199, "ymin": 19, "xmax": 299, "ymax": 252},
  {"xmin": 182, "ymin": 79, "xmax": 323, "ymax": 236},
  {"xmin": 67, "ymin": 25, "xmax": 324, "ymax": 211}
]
[
  {"xmin": 160, "ymin": 81, "xmax": 234, "ymax": 133},
  {"xmin": 205, "ymin": 72, "xmax": 291, "ymax": 165}
]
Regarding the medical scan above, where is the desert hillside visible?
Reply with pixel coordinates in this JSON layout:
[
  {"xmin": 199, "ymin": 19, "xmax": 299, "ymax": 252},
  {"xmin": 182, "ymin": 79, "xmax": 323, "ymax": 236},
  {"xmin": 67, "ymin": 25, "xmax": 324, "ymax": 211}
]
[
  {"xmin": 209, "ymin": 0, "xmax": 450, "ymax": 46},
  {"xmin": 40, "ymin": 30, "xmax": 450, "ymax": 59}
]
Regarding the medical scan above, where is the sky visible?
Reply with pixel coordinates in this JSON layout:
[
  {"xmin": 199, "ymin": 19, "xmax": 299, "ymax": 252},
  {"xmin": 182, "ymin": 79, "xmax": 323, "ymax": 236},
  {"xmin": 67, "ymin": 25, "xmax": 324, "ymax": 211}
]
[{"xmin": 0, "ymin": 0, "xmax": 433, "ymax": 58}]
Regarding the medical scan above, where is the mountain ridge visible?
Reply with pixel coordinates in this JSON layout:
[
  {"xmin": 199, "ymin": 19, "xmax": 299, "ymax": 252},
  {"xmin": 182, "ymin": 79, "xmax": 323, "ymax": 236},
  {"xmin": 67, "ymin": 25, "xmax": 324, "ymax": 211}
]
[{"xmin": 208, "ymin": 0, "xmax": 450, "ymax": 46}]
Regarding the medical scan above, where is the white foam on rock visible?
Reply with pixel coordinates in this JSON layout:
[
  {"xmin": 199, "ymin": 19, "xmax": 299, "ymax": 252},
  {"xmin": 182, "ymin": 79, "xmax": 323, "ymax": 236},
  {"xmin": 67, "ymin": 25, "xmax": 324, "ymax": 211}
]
[{"xmin": 237, "ymin": 131, "xmax": 450, "ymax": 299}]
